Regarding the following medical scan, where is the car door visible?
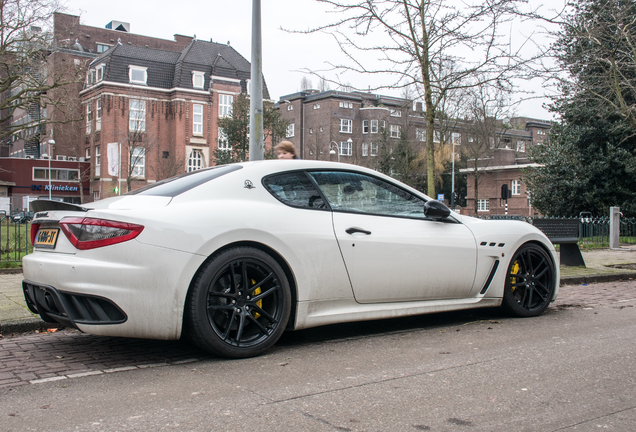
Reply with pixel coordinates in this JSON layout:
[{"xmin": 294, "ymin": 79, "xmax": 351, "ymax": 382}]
[{"xmin": 308, "ymin": 170, "xmax": 478, "ymax": 304}]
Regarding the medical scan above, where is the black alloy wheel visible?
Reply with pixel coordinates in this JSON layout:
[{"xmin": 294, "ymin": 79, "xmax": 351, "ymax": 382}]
[
  {"xmin": 502, "ymin": 243, "xmax": 556, "ymax": 317},
  {"xmin": 185, "ymin": 247, "xmax": 291, "ymax": 358}
]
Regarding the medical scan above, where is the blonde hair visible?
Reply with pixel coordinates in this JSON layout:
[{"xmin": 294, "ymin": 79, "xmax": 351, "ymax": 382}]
[{"xmin": 274, "ymin": 141, "xmax": 297, "ymax": 156}]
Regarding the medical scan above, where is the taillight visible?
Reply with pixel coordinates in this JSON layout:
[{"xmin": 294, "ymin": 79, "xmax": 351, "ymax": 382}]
[
  {"xmin": 59, "ymin": 217, "xmax": 144, "ymax": 250},
  {"xmin": 30, "ymin": 223, "xmax": 41, "ymax": 246}
]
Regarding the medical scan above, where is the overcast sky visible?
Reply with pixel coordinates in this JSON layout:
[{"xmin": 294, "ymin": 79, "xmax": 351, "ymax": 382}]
[{"xmin": 62, "ymin": 0, "xmax": 561, "ymax": 120}]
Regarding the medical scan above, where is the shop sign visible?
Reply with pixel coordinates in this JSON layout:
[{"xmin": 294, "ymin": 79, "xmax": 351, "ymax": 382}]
[{"xmin": 31, "ymin": 184, "xmax": 79, "ymax": 192}]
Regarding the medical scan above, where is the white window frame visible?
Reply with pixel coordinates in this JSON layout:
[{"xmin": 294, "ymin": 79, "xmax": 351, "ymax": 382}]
[
  {"xmin": 287, "ymin": 105, "xmax": 293, "ymax": 111},
  {"xmin": 477, "ymin": 199, "xmax": 490, "ymax": 212},
  {"xmin": 187, "ymin": 149, "xmax": 204, "ymax": 172},
  {"xmin": 362, "ymin": 142, "xmax": 369, "ymax": 157},
  {"xmin": 433, "ymin": 131, "xmax": 441, "ymax": 143},
  {"xmin": 516, "ymin": 140, "xmax": 526, "ymax": 152},
  {"xmin": 218, "ymin": 128, "xmax": 230, "ymax": 150},
  {"xmin": 286, "ymin": 123, "xmax": 295, "ymax": 138},
  {"xmin": 96, "ymin": 44, "xmax": 110, "ymax": 53},
  {"xmin": 339, "ymin": 119, "xmax": 352, "ymax": 133},
  {"xmin": 390, "ymin": 109, "xmax": 401, "ymax": 117},
  {"xmin": 370, "ymin": 142, "xmax": 378, "ymax": 156},
  {"xmin": 95, "ymin": 145, "xmax": 100, "ymax": 177},
  {"xmin": 219, "ymin": 94, "xmax": 233, "ymax": 118},
  {"xmin": 95, "ymin": 99, "xmax": 102, "ymax": 131},
  {"xmin": 128, "ymin": 66, "xmax": 147, "ymax": 85},
  {"xmin": 489, "ymin": 137, "xmax": 496, "ymax": 149},
  {"xmin": 96, "ymin": 64, "xmax": 105, "ymax": 82},
  {"xmin": 193, "ymin": 104, "xmax": 203, "ymax": 135},
  {"xmin": 339, "ymin": 101, "xmax": 353, "ymax": 108},
  {"xmin": 511, "ymin": 180, "xmax": 521, "ymax": 196},
  {"xmin": 86, "ymin": 103, "xmax": 92, "ymax": 135},
  {"xmin": 362, "ymin": 120, "xmax": 369, "ymax": 134},
  {"xmin": 192, "ymin": 71, "xmax": 205, "ymax": 89},
  {"xmin": 371, "ymin": 119, "xmax": 379, "ymax": 134},
  {"xmin": 85, "ymin": 147, "xmax": 91, "ymax": 159},
  {"xmin": 129, "ymin": 99, "xmax": 146, "ymax": 132},
  {"xmin": 130, "ymin": 147, "xmax": 145, "ymax": 178},
  {"xmin": 313, "ymin": 103, "xmax": 320, "ymax": 109},
  {"xmin": 451, "ymin": 132, "xmax": 461, "ymax": 145},
  {"xmin": 416, "ymin": 128, "xmax": 425, "ymax": 142},
  {"xmin": 339, "ymin": 141, "xmax": 352, "ymax": 156},
  {"xmin": 390, "ymin": 124, "xmax": 401, "ymax": 138}
]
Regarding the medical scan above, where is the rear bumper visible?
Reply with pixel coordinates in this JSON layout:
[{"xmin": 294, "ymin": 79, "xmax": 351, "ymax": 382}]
[{"xmin": 23, "ymin": 280, "xmax": 127, "ymax": 328}]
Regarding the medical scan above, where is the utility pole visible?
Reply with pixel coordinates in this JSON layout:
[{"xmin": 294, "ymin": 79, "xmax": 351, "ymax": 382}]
[{"xmin": 249, "ymin": 0, "xmax": 264, "ymax": 160}]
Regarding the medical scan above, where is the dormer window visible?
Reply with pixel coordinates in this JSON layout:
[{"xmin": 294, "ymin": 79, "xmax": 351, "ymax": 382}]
[
  {"xmin": 96, "ymin": 64, "xmax": 105, "ymax": 82},
  {"xmin": 129, "ymin": 66, "xmax": 147, "ymax": 85},
  {"xmin": 192, "ymin": 71, "xmax": 205, "ymax": 89}
]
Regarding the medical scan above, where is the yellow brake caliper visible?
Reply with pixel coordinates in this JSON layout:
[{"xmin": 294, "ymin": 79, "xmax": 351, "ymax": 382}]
[
  {"xmin": 510, "ymin": 261, "xmax": 520, "ymax": 292},
  {"xmin": 251, "ymin": 279, "xmax": 262, "ymax": 319}
]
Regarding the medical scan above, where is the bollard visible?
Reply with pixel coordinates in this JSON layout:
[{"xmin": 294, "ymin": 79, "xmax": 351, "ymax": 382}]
[{"xmin": 609, "ymin": 207, "xmax": 621, "ymax": 249}]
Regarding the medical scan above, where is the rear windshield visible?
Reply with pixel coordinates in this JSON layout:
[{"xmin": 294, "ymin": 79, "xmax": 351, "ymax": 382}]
[{"xmin": 127, "ymin": 165, "xmax": 242, "ymax": 197}]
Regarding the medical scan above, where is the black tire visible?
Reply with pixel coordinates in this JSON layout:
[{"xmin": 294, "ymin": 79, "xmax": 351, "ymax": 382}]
[
  {"xmin": 502, "ymin": 243, "xmax": 556, "ymax": 317},
  {"xmin": 185, "ymin": 247, "xmax": 291, "ymax": 358}
]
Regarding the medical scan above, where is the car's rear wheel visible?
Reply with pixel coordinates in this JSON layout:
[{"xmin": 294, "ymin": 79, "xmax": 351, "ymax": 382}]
[
  {"xmin": 502, "ymin": 243, "xmax": 555, "ymax": 317},
  {"xmin": 185, "ymin": 247, "xmax": 291, "ymax": 358}
]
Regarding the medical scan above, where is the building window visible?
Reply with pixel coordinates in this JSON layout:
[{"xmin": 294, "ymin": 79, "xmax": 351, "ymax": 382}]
[
  {"xmin": 192, "ymin": 72, "xmax": 205, "ymax": 89},
  {"xmin": 319, "ymin": 126, "xmax": 323, "ymax": 132},
  {"xmin": 86, "ymin": 103, "xmax": 92, "ymax": 134},
  {"xmin": 219, "ymin": 94, "xmax": 233, "ymax": 118},
  {"xmin": 339, "ymin": 119, "xmax": 352, "ymax": 133},
  {"xmin": 516, "ymin": 140, "xmax": 526, "ymax": 152},
  {"xmin": 313, "ymin": 103, "xmax": 320, "ymax": 109},
  {"xmin": 451, "ymin": 132, "xmax": 461, "ymax": 145},
  {"xmin": 390, "ymin": 124, "xmax": 401, "ymax": 138},
  {"xmin": 371, "ymin": 119, "xmax": 379, "ymax": 134},
  {"xmin": 489, "ymin": 137, "xmax": 496, "ymax": 149},
  {"xmin": 433, "ymin": 131, "xmax": 441, "ymax": 143},
  {"xmin": 193, "ymin": 104, "xmax": 203, "ymax": 135},
  {"xmin": 477, "ymin": 199, "xmax": 489, "ymax": 212},
  {"xmin": 390, "ymin": 109, "xmax": 401, "ymax": 117},
  {"xmin": 511, "ymin": 180, "xmax": 521, "ymax": 195},
  {"xmin": 416, "ymin": 128, "xmax": 425, "ymax": 142},
  {"xmin": 286, "ymin": 123, "xmax": 295, "ymax": 138},
  {"xmin": 130, "ymin": 147, "xmax": 145, "ymax": 178},
  {"xmin": 85, "ymin": 147, "xmax": 90, "ymax": 159},
  {"xmin": 340, "ymin": 141, "xmax": 352, "ymax": 156},
  {"xmin": 187, "ymin": 149, "xmax": 204, "ymax": 172},
  {"xmin": 129, "ymin": 99, "xmax": 146, "ymax": 132},
  {"xmin": 33, "ymin": 168, "xmax": 80, "ymax": 181},
  {"xmin": 96, "ymin": 44, "xmax": 110, "ymax": 53},
  {"xmin": 309, "ymin": 128, "xmax": 313, "ymax": 134},
  {"xmin": 218, "ymin": 128, "xmax": 230, "ymax": 150},
  {"xmin": 95, "ymin": 145, "xmax": 100, "ymax": 177},
  {"xmin": 287, "ymin": 104, "xmax": 293, "ymax": 111},
  {"xmin": 339, "ymin": 101, "xmax": 353, "ymax": 108},
  {"xmin": 128, "ymin": 66, "xmax": 147, "ymax": 85},
  {"xmin": 93, "ymin": 191, "xmax": 100, "ymax": 201},
  {"xmin": 95, "ymin": 99, "xmax": 102, "ymax": 131},
  {"xmin": 96, "ymin": 64, "xmax": 105, "ymax": 82},
  {"xmin": 362, "ymin": 142, "xmax": 369, "ymax": 156},
  {"xmin": 362, "ymin": 120, "xmax": 369, "ymax": 134},
  {"xmin": 370, "ymin": 142, "xmax": 378, "ymax": 156}
]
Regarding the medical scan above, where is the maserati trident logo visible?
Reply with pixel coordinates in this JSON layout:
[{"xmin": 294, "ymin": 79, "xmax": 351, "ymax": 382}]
[{"xmin": 244, "ymin": 180, "xmax": 255, "ymax": 189}]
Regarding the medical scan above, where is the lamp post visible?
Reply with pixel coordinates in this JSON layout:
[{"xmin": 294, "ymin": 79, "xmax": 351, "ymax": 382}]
[
  {"xmin": 450, "ymin": 140, "xmax": 460, "ymax": 209},
  {"xmin": 329, "ymin": 138, "xmax": 352, "ymax": 163},
  {"xmin": 47, "ymin": 138, "xmax": 55, "ymax": 200}
]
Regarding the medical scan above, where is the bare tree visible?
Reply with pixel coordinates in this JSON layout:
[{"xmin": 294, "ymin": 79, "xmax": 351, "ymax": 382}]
[
  {"xmin": 0, "ymin": 0, "xmax": 84, "ymax": 147},
  {"xmin": 300, "ymin": 76, "xmax": 313, "ymax": 90},
  {"xmin": 290, "ymin": 0, "xmax": 539, "ymax": 197}
]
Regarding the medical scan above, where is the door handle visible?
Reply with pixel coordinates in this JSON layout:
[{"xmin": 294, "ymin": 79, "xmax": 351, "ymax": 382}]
[{"xmin": 346, "ymin": 227, "xmax": 372, "ymax": 235}]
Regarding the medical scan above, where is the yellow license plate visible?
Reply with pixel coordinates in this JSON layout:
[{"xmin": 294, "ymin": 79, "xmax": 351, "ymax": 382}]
[{"xmin": 35, "ymin": 228, "xmax": 59, "ymax": 249}]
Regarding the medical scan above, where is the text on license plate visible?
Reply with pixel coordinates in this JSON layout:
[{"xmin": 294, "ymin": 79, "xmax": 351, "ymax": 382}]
[{"xmin": 35, "ymin": 229, "xmax": 59, "ymax": 249}]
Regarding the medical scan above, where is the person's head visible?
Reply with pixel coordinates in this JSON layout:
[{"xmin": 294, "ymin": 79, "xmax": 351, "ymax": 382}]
[{"xmin": 275, "ymin": 141, "xmax": 297, "ymax": 159}]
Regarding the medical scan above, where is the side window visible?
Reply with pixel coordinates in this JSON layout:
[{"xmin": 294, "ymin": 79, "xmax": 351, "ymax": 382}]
[
  {"xmin": 263, "ymin": 172, "xmax": 327, "ymax": 210},
  {"xmin": 308, "ymin": 171, "xmax": 427, "ymax": 218}
]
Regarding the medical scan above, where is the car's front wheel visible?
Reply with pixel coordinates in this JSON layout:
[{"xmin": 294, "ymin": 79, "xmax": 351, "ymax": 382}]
[
  {"xmin": 502, "ymin": 243, "xmax": 556, "ymax": 317},
  {"xmin": 185, "ymin": 247, "xmax": 291, "ymax": 358}
]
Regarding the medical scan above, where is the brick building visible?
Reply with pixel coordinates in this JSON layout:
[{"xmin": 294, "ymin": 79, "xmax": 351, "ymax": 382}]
[{"xmin": 80, "ymin": 39, "xmax": 265, "ymax": 199}]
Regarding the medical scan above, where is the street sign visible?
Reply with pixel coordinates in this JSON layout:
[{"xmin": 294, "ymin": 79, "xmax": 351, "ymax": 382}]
[{"xmin": 437, "ymin": 194, "xmax": 444, "ymax": 201}]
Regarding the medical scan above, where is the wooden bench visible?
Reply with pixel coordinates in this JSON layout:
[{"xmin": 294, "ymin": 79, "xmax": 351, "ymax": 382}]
[{"xmin": 532, "ymin": 219, "xmax": 586, "ymax": 267}]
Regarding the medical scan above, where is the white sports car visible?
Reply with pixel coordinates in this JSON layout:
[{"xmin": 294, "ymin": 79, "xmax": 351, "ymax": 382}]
[{"xmin": 23, "ymin": 160, "xmax": 559, "ymax": 358}]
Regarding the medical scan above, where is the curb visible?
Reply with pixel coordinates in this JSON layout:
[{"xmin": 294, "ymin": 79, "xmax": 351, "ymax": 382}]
[
  {"xmin": 0, "ymin": 317, "xmax": 63, "ymax": 336},
  {"xmin": 560, "ymin": 271, "xmax": 636, "ymax": 286}
]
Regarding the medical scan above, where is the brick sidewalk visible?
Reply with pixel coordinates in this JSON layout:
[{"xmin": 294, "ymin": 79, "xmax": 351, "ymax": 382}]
[{"xmin": 1, "ymin": 279, "xmax": 635, "ymax": 390}]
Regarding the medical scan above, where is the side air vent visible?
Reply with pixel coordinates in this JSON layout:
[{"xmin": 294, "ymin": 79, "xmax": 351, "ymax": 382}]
[{"xmin": 480, "ymin": 260, "xmax": 500, "ymax": 295}]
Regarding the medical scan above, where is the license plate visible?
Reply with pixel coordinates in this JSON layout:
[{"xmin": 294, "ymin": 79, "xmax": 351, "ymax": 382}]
[{"xmin": 35, "ymin": 228, "xmax": 59, "ymax": 249}]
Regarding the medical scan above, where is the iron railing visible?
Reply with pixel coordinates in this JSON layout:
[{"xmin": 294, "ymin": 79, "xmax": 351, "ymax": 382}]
[{"xmin": 0, "ymin": 212, "xmax": 33, "ymax": 264}]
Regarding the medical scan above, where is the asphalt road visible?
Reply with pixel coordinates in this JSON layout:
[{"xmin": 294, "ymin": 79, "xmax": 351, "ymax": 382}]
[{"xmin": 1, "ymin": 282, "xmax": 635, "ymax": 432}]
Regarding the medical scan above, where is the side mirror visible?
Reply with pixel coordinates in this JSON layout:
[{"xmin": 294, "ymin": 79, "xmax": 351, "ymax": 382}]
[{"xmin": 424, "ymin": 200, "xmax": 451, "ymax": 220}]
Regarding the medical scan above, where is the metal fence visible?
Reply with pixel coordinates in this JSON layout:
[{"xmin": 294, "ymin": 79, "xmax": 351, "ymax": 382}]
[
  {"xmin": 480, "ymin": 214, "xmax": 636, "ymax": 246},
  {"xmin": 0, "ymin": 212, "xmax": 33, "ymax": 264}
]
